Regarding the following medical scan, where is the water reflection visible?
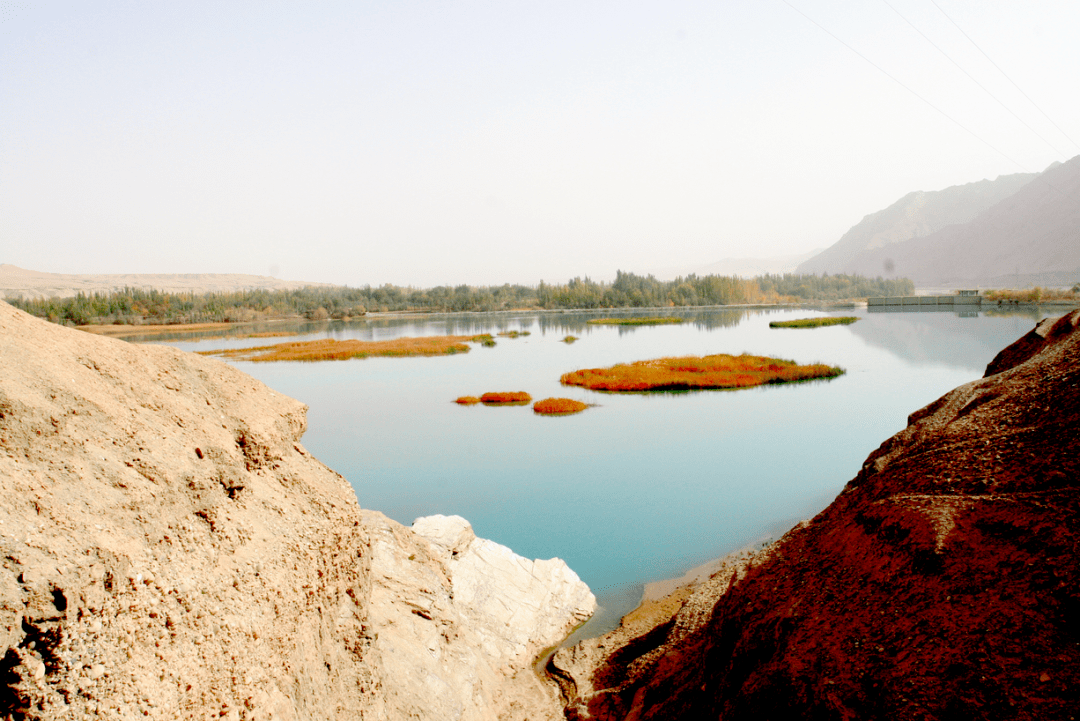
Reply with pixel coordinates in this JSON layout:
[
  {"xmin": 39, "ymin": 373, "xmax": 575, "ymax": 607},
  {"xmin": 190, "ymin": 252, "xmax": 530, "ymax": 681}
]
[
  {"xmin": 127, "ymin": 307, "xmax": 769, "ymax": 348},
  {"xmin": 852, "ymin": 307, "xmax": 1054, "ymax": 371}
]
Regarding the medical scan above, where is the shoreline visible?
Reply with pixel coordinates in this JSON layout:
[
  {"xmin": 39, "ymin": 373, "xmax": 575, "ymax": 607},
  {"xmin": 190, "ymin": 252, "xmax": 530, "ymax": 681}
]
[
  {"xmin": 561, "ymin": 537, "xmax": 778, "ymax": 649},
  {"xmin": 71, "ymin": 302, "xmax": 861, "ymax": 339},
  {"xmin": 548, "ymin": 542, "xmax": 772, "ymax": 710},
  {"xmin": 71, "ymin": 297, "xmax": 1079, "ymax": 339}
]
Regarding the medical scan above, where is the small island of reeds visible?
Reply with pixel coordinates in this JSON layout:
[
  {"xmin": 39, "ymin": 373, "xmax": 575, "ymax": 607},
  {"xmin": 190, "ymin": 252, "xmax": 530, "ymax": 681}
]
[
  {"xmin": 561, "ymin": 354, "xmax": 844, "ymax": 392},
  {"xmin": 455, "ymin": 396, "xmax": 481, "ymax": 405},
  {"xmin": 497, "ymin": 330, "xmax": 531, "ymax": 338},
  {"xmin": 480, "ymin": 392, "xmax": 532, "ymax": 405},
  {"xmin": 562, "ymin": 335, "xmax": 579, "ymax": 344},
  {"xmin": 587, "ymin": 317, "xmax": 685, "ymax": 326},
  {"xmin": 769, "ymin": 317, "xmax": 859, "ymax": 329},
  {"xmin": 198, "ymin": 334, "xmax": 493, "ymax": 362},
  {"xmin": 532, "ymin": 398, "xmax": 588, "ymax": 415}
]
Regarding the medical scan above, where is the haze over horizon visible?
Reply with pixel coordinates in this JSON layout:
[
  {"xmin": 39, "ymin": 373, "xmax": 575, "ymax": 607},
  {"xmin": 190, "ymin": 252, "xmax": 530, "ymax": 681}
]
[{"xmin": 3, "ymin": 1, "xmax": 1079, "ymax": 288}]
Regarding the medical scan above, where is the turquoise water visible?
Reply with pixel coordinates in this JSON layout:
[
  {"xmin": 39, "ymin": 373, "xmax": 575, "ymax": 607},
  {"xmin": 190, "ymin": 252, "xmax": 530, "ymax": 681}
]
[{"xmin": 164, "ymin": 306, "xmax": 1044, "ymax": 634}]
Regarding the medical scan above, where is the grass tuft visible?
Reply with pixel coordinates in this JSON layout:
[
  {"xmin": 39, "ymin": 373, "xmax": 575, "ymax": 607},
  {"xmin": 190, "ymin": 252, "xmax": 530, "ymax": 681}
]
[
  {"xmin": 562, "ymin": 335, "xmax": 579, "ymax": 344},
  {"xmin": 561, "ymin": 353, "xmax": 843, "ymax": 392},
  {"xmin": 769, "ymin": 317, "xmax": 859, "ymax": 329},
  {"xmin": 455, "ymin": 396, "xmax": 481, "ymax": 405},
  {"xmin": 533, "ymin": 398, "xmax": 588, "ymax": 415}
]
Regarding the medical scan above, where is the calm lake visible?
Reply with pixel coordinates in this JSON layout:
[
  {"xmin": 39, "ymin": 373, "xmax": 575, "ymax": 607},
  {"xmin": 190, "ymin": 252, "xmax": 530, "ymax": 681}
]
[{"xmin": 158, "ymin": 305, "xmax": 1052, "ymax": 635}]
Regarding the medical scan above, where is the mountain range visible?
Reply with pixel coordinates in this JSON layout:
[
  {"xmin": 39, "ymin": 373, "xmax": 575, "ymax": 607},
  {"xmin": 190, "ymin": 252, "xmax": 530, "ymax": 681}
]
[{"xmin": 797, "ymin": 157, "xmax": 1080, "ymax": 288}]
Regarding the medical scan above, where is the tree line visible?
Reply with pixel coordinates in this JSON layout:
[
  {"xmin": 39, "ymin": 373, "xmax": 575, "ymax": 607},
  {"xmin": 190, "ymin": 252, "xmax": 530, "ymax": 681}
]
[{"xmin": 5, "ymin": 272, "xmax": 914, "ymax": 326}]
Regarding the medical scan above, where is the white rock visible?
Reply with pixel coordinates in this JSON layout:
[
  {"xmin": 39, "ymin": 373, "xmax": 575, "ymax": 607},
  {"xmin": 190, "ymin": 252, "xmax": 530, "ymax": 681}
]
[
  {"xmin": 450, "ymin": 535, "xmax": 596, "ymax": 664},
  {"xmin": 411, "ymin": 514, "xmax": 475, "ymax": 557},
  {"xmin": 360, "ymin": 510, "xmax": 597, "ymax": 721}
]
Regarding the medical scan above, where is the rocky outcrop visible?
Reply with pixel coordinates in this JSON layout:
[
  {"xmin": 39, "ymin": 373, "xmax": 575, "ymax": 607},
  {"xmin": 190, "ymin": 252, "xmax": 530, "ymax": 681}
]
[
  {"xmin": 555, "ymin": 309, "xmax": 1080, "ymax": 719},
  {"xmin": 362, "ymin": 513, "xmax": 595, "ymax": 720},
  {"xmin": 0, "ymin": 300, "xmax": 593, "ymax": 720}
]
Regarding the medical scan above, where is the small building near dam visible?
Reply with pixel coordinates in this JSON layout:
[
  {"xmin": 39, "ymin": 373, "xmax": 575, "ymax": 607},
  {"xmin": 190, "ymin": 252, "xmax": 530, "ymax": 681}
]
[{"xmin": 868, "ymin": 290, "xmax": 982, "ymax": 309}]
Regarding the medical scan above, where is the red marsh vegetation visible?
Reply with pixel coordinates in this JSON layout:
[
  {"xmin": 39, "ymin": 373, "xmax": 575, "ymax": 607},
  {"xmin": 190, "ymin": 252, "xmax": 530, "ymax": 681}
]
[
  {"xmin": 198, "ymin": 334, "xmax": 492, "ymax": 362},
  {"xmin": 560, "ymin": 353, "xmax": 843, "ymax": 392},
  {"xmin": 454, "ymin": 396, "xmax": 481, "ymax": 405},
  {"xmin": 532, "ymin": 398, "xmax": 588, "ymax": 415},
  {"xmin": 479, "ymin": 392, "xmax": 532, "ymax": 404}
]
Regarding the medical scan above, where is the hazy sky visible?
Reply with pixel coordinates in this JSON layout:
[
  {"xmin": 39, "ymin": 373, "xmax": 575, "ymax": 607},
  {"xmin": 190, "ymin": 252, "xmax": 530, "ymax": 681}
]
[{"xmin": 3, "ymin": 1, "xmax": 1078, "ymax": 287}]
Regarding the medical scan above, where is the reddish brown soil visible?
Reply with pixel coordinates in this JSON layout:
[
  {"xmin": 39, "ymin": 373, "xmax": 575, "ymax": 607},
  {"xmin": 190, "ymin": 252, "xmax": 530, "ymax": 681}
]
[{"xmin": 563, "ymin": 310, "xmax": 1080, "ymax": 720}]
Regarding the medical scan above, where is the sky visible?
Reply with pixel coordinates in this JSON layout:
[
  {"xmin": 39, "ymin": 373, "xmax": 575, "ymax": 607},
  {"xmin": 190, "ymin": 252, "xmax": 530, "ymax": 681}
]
[{"xmin": 2, "ymin": 1, "xmax": 1079, "ymax": 287}]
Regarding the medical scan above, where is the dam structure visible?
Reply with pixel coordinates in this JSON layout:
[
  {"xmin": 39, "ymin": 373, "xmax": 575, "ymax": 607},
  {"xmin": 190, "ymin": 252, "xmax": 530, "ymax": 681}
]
[{"xmin": 869, "ymin": 289, "xmax": 982, "ymax": 310}]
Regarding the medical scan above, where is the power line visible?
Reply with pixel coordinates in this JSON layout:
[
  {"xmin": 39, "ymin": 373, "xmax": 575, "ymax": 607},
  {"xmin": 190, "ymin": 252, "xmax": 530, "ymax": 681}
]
[
  {"xmin": 927, "ymin": 0, "xmax": 1080, "ymax": 154},
  {"xmin": 881, "ymin": 0, "xmax": 1067, "ymax": 158},
  {"xmin": 781, "ymin": 0, "xmax": 1030, "ymax": 173}
]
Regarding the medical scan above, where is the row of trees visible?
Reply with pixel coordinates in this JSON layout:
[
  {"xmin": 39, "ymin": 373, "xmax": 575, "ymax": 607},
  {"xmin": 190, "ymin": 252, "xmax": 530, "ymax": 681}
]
[{"xmin": 5, "ymin": 272, "xmax": 914, "ymax": 326}]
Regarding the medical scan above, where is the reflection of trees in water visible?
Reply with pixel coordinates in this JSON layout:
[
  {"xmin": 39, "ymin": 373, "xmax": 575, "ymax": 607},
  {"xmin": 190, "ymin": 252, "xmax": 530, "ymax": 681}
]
[
  {"xmin": 981, "ymin": 305, "xmax": 1058, "ymax": 322},
  {"xmin": 869, "ymin": 304, "xmax": 1060, "ymax": 323},
  {"xmin": 115, "ymin": 319, "xmax": 335, "ymax": 345},
  {"xmin": 138, "ymin": 307, "xmax": 792, "ymax": 346},
  {"xmin": 530, "ymin": 308, "xmax": 758, "ymax": 335},
  {"xmin": 341, "ymin": 309, "xmax": 758, "ymax": 336}
]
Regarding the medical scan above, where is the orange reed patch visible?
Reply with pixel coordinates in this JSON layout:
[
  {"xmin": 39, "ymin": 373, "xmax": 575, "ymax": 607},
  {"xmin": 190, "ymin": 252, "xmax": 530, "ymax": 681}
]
[
  {"xmin": 455, "ymin": 396, "xmax": 481, "ymax": 405},
  {"xmin": 532, "ymin": 398, "xmax": 588, "ymax": 415},
  {"xmin": 560, "ymin": 353, "xmax": 843, "ymax": 392},
  {"xmin": 197, "ymin": 335, "xmax": 489, "ymax": 362},
  {"xmin": 480, "ymin": 392, "xmax": 532, "ymax": 404}
]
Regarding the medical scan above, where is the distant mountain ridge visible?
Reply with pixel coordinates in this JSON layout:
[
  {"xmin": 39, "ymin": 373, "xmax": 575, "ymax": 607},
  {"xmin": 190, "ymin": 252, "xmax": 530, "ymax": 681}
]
[
  {"xmin": 820, "ymin": 156, "xmax": 1080, "ymax": 287},
  {"xmin": 798, "ymin": 170, "xmax": 1040, "ymax": 277}
]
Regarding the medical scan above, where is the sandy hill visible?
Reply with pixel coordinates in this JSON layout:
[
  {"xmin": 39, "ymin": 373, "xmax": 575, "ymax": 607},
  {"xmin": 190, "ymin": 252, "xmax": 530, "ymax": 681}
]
[
  {"xmin": 0, "ymin": 301, "xmax": 592, "ymax": 720},
  {"xmin": 555, "ymin": 309, "xmax": 1080, "ymax": 719},
  {"xmin": 0, "ymin": 265, "xmax": 336, "ymax": 301},
  {"xmin": 796, "ymin": 169, "xmax": 1040, "ymax": 279}
]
